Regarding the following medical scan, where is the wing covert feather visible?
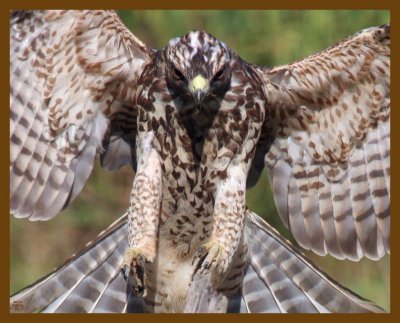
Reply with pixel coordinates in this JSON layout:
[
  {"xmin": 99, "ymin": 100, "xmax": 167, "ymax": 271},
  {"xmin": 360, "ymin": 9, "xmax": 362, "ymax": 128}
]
[
  {"xmin": 10, "ymin": 10, "xmax": 152, "ymax": 220},
  {"xmin": 259, "ymin": 25, "xmax": 390, "ymax": 260}
]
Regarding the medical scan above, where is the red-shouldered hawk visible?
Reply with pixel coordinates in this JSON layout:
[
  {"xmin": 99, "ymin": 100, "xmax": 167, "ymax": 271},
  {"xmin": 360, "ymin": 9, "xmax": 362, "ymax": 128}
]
[{"xmin": 10, "ymin": 10, "xmax": 389, "ymax": 313}]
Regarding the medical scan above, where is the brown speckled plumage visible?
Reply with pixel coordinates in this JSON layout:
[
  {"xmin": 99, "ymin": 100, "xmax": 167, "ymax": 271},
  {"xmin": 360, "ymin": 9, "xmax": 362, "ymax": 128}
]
[{"xmin": 10, "ymin": 10, "xmax": 389, "ymax": 313}]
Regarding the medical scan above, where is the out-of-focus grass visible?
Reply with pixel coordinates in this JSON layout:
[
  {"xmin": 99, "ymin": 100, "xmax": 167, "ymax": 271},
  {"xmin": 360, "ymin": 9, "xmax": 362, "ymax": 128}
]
[{"xmin": 10, "ymin": 10, "xmax": 390, "ymax": 311}]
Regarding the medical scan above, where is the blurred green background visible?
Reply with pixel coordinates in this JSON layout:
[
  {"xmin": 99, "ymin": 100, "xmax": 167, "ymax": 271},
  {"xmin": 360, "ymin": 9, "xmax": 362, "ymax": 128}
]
[{"xmin": 10, "ymin": 10, "xmax": 390, "ymax": 311}]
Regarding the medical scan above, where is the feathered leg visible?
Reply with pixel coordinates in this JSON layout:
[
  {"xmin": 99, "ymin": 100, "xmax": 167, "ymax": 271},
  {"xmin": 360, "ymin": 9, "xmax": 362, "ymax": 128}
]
[{"xmin": 122, "ymin": 131, "xmax": 162, "ymax": 295}]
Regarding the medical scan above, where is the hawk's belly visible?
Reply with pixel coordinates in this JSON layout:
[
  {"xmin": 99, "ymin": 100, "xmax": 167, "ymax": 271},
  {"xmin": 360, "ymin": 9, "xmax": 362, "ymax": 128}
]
[
  {"xmin": 148, "ymin": 238, "xmax": 194, "ymax": 312},
  {"xmin": 143, "ymin": 222, "xmax": 199, "ymax": 312},
  {"xmin": 143, "ymin": 198, "xmax": 212, "ymax": 312}
]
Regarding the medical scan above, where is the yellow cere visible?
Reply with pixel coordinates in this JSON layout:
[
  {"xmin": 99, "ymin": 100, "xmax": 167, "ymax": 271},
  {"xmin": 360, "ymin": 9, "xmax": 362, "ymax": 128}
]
[{"xmin": 191, "ymin": 75, "xmax": 207, "ymax": 90}]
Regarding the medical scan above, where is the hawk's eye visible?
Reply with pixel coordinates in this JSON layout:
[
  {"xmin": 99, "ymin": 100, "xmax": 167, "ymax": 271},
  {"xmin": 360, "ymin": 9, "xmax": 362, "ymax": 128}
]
[
  {"xmin": 172, "ymin": 66, "xmax": 185, "ymax": 80},
  {"xmin": 213, "ymin": 66, "xmax": 226, "ymax": 81}
]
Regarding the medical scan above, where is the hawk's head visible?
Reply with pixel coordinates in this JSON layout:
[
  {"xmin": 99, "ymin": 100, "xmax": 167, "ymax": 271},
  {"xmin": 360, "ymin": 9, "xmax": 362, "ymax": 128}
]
[{"xmin": 165, "ymin": 30, "xmax": 232, "ymax": 110}]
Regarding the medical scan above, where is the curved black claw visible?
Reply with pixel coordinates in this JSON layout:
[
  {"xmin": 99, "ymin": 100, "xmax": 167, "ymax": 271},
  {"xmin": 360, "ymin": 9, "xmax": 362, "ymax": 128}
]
[{"xmin": 121, "ymin": 265, "xmax": 130, "ymax": 282}]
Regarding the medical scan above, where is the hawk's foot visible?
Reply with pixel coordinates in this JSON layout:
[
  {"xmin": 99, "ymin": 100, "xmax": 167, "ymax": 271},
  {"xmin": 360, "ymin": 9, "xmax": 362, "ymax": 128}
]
[
  {"xmin": 192, "ymin": 241, "xmax": 227, "ymax": 276},
  {"xmin": 121, "ymin": 247, "xmax": 150, "ymax": 295}
]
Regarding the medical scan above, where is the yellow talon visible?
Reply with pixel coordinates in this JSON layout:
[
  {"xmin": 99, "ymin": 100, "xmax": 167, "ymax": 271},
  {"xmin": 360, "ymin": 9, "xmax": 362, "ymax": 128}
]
[
  {"xmin": 193, "ymin": 241, "xmax": 224, "ymax": 274},
  {"xmin": 123, "ymin": 247, "xmax": 145, "ymax": 267}
]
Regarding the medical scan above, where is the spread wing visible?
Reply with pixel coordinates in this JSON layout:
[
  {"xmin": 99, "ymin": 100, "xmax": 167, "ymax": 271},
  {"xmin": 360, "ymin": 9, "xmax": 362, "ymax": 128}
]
[
  {"xmin": 10, "ymin": 212, "xmax": 384, "ymax": 313},
  {"xmin": 10, "ymin": 10, "xmax": 153, "ymax": 220},
  {"xmin": 256, "ymin": 25, "xmax": 390, "ymax": 260}
]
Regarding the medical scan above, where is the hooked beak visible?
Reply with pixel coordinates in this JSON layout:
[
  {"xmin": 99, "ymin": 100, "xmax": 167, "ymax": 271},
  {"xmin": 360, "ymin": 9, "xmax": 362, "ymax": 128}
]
[
  {"xmin": 190, "ymin": 75, "xmax": 208, "ymax": 106},
  {"xmin": 194, "ymin": 89, "xmax": 205, "ymax": 104}
]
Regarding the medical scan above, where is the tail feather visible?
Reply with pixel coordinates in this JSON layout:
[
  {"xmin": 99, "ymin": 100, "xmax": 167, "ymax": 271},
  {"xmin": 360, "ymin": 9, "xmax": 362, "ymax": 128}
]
[
  {"xmin": 241, "ymin": 264, "xmax": 281, "ymax": 313},
  {"xmin": 10, "ymin": 215, "xmax": 129, "ymax": 313},
  {"xmin": 10, "ymin": 212, "xmax": 385, "ymax": 313},
  {"xmin": 51, "ymin": 237, "xmax": 125, "ymax": 313},
  {"xmin": 243, "ymin": 211, "xmax": 385, "ymax": 313}
]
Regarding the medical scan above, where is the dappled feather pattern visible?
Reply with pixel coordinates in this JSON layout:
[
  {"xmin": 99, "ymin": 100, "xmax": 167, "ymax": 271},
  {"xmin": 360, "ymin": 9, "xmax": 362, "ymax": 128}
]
[
  {"xmin": 262, "ymin": 25, "xmax": 390, "ymax": 260},
  {"xmin": 10, "ymin": 10, "xmax": 151, "ymax": 220},
  {"xmin": 10, "ymin": 10, "xmax": 390, "ymax": 313}
]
